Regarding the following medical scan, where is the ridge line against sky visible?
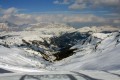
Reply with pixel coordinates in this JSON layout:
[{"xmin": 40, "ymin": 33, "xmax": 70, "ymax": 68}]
[{"xmin": 0, "ymin": 0, "xmax": 120, "ymax": 27}]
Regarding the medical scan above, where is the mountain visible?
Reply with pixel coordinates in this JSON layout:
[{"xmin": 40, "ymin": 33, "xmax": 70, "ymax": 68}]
[
  {"xmin": 77, "ymin": 25, "xmax": 120, "ymax": 33},
  {"xmin": 51, "ymin": 31, "xmax": 120, "ymax": 70},
  {"xmin": 0, "ymin": 23, "xmax": 9, "ymax": 31},
  {"xmin": 0, "ymin": 24, "xmax": 120, "ymax": 79},
  {"xmin": 0, "ymin": 21, "xmax": 19, "ymax": 31}
]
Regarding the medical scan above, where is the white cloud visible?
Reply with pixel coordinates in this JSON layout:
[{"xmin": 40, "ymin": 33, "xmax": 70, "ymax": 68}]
[
  {"xmin": 69, "ymin": 3, "xmax": 86, "ymax": 9},
  {"xmin": 55, "ymin": 0, "xmax": 120, "ymax": 11},
  {"xmin": 93, "ymin": 0, "xmax": 120, "ymax": 6},
  {"xmin": 53, "ymin": 0, "xmax": 59, "ymax": 4},
  {"xmin": 113, "ymin": 19, "xmax": 120, "ymax": 23},
  {"xmin": 3, "ymin": 7, "xmax": 18, "ymax": 15},
  {"xmin": 91, "ymin": 0, "xmax": 120, "ymax": 10},
  {"xmin": 62, "ymin": 14, "xmax": 107, "ymax": 23},
  {"xmin": 0, "ymin": 7, "xmax": 37, "ymax": 25},
  {"xmin": 0, "ymin": 7, "xmax": 119, "ymax": 26},
  {"xmin": 53, "ymin": 0, "xmax": 69, "ymax": 4}
]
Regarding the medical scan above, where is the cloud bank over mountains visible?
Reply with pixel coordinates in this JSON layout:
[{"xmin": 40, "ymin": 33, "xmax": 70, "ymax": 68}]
[
  {"xmin": 0, "ymin": 0, "xmax": 120, "ymax": 27},
  {"xmin": 0, "ymin": 7, "xmax": 119, "ymax": 26}
]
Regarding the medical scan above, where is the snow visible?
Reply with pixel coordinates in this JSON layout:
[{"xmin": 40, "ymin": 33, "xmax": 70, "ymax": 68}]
[
  {"xmin": 49, "ymin": 32, "xmax": 120, "ymax": 71},
  {"xmin": 0, "ymin": 46, "xmax": 47, "ymax": 72},
  {"xmin": 92, "ymin": 33, "xmax": 110, "ymax": 39},
  {"xmin": 0, "ymin": 70, "xmax": 120, "ymax": 80},
  {"xmin": 78, "ymin": 26, "xmax": 120, "ymax": 33},
  {"xmin": 0, "ymin": 25, "xmax": 120, "ymax": 79}
]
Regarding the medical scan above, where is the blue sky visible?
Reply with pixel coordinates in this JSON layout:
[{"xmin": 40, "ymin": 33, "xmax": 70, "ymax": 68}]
[
  {"xmin": 0, "ymin": 0, "xmax": 69, "ymax": 13},
  {"xmin": 0, "ymin": 0, "xmax": 119, "ymax": 26}
]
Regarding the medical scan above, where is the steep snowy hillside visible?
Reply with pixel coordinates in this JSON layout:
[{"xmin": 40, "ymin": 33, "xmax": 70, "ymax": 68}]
[{"xmin": 50, "ymin": 32, "xmax": 120, "ymax": 70}]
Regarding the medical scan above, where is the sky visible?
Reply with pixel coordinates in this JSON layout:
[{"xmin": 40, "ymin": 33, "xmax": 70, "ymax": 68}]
[
  {"xmin": 0, "ymin": 0, "xmax": 120, "ymax": 27},
  {"xmin": 0, "ymin": 0, "xmax": 69, "ymax": 13}
]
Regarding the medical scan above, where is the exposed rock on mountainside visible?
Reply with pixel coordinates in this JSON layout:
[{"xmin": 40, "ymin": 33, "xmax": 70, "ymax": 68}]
[{"xmin": 19, "ymin": 32, "xmax": 92, "ymax": 61}]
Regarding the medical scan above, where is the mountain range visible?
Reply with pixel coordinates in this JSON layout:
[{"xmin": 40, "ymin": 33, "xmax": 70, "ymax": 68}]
[{"xmin": 0, "ymin": 23, "xmax": 120, "ymax": 80}]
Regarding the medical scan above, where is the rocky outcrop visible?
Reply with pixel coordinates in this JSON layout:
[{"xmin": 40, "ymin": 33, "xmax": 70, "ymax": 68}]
[{"xmin": 20, "ymin": 32, "xmax": 91, "ymax": 62}]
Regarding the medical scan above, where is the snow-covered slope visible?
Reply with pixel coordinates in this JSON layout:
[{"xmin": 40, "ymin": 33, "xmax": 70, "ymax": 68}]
[
  {"xmin": 0, "ymin": 25, "xmax": 120, "ymax": 80},
  {"xmin": 0, "ymin": 26, "xmax": 76, "ymax": 72},
  {"xmin": 51, "ymin": 32, "xmax": 120, "ymax": 71}
]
